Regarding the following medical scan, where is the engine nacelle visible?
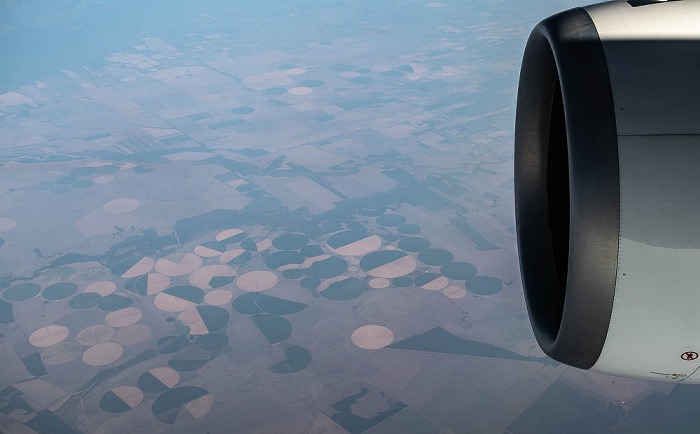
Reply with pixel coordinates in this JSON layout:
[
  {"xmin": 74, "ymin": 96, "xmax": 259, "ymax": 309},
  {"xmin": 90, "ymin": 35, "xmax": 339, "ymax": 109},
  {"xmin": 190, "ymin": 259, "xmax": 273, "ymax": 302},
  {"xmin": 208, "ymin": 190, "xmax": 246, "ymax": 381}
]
[{"xmin": 515, "ymin": 0, "xmax": 700, "ymax": 382}]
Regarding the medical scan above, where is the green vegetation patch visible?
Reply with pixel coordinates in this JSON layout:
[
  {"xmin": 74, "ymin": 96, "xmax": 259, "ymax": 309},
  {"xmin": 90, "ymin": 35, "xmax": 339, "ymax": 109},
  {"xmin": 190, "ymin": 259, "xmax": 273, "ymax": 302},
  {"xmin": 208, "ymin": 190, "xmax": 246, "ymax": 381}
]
[
  {"xmin": 360, "ymin": 250, "xmax": 406, "ymax": 273},
  {"xmin": 0, "ymin": 300, "xmax": 13, "ymax": 323},
  {"xmin": 168, "ymin": 356, "xmax": 209, "ymax": 373},
  {"xmin": 301, "ymin": 245, "xmax": 324, "ymax": 257},
  {"xmin": 98, "ymin": 294, "xmax": 133, "ymax": 311},
  {"xmin": 138, "ymin": 371, "xmax": 170, "ymax": 393},
  {"xmin": 110, "ymin": 256, "xmax": 146, "ymax": 277},
  {"xmin": 299, "ymin": 79, "xmax": 325, "ymax": 88},
  {"xmin": 300, "ymin": 277, "xmax": 321, "ymax": 289},
  {"xmin": 220, "ymin": 231, "xmax": 246, "ymax": 244},
  {"xmin": 282, "ymin": 269, "xmax": 304, "ymax": 279},
  {"xmin": 209, "ymin": 275, "xmax": 234, "ymax": 289},
  {"xmin": 327, "ymin": 230, "xmax": 372, "ymax": 249},
  {"xmin": 152, "ymin": 386, "xmax": 208, "ymax": 423},
  {"xmin": 350, "ymin": 77, "xmax": 372, "ymax": 84},
  {"xmin": 272, "ymin": 233, "xmax": 309, "ymax": 250},
  {"xmin": 236, "ymin": 183, "xmax": 255, "ymax": 192},
  {"xmin": 376, "ymin": 214, "xmax": 406, "ymax": 227},
  {"xmin": 255, "ymin": 294, "xmax": 308, "ymax": 315},
  {"xmin": 69, "ymin": 293, "xmax": 101, "ymax": 309},
  {"xmin": 100, "ymin": 391, "xmax": 131, "ymax": 413},
  {"xmin": 164, "ymin": 285, "xmax": 204, "ymax": 304},
  {"xmin": 321, "ymin": 278, "xmax": 365, "ymax": 301},
  {"xmin": 417, "ymin": 249, "xmax": 453, "ymax": 266},
  {"xmin": 231, "ymin": 106, "xmax": 255, "ymax": 114},
  {"xmin": 25, "ymin": 410, "xmax": 76, "ymax": 434},
  {"xmin": 197, "ymin": 306, "xmax": 229, "ymax": 333},
  {"xmin": 397, "ymin": 223, "xmax": 421, "ymax": 235},
  {"xmin": 70, "ymin": 167, "xmax": 96, "ymax": 177},
  {"xmin": 269, "ymin": 345, "xmax": 312, "ymax": 373},
  {"xmin": 126, "ymin": 275, "xmax": 148, "ymax": 296},
  {"xmin": 392, "ymin": 276, "xmax": 413, "ymax": 287},
  {"xmin": 304, "ymin": 257, "xmax": 348, "ymax": 279},
  {"xmin": 441, "ymin": 262, "xmax": 477, "ymax": 280},
  {"xmin": 251, "ymin": 314, "xmax": 292, "ymax": 344},
  {"xmin": 199, "ymin": 240, "xmax": 226, "ymax": 253},
  {"xmin": 265, "ymin": 251, "xmax": 305, "ymax": 270},
  {"xmin": 397, "ymin": 237, "xmax": 430, "ymax": 252},
  {"xmin": 263, "ymin": 87, "xmax": 287, "ymax": 95},
  {"xmin": 246, "ymin": 190, "xmax": 266, "ymax": 198},
  {"xmin": 232, "ymin": 293, "xmax": 263, "ymax": 315},
  {"xmin": 4, "ymin": 283, "xmax": 41, "ymax": 302},
  {"xmin": 223, "ymin": 250, "xmax": 252, "ymax": 265},
  {"xmin": 21, "ymin": 353, "xmax": 46, "ymax": 377},
  {"xmin": 240, "ymin": 238, "xmax": 258, "ymax": 251},
  {"xmin": 42, "ymin": 282, "xmax": 77, "ymax": 300},
  {"xmin": 414, "ymin": 273, "xmax": 442, "ymax": 287},
  {"xmin": 466, "ymin": 276, "xmax": 503, "ymax": 295}
]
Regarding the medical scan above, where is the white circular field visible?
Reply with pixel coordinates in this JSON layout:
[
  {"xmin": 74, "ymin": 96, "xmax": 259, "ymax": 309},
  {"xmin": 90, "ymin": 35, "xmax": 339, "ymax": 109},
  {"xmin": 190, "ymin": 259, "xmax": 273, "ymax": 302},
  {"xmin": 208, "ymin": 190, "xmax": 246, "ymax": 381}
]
[
  {"xmin": 351, "ymin": 325, "xmax": 394, "ymax": 350},
  {"xmin": 103, "ymin": 198, "xmax": 139, "ymax": 214},
  {"xmin": 83, "ymin": 342, "xmax": 123, "ymax": 366},
  {"xmin": 105, "ymin": 307, "xmax": 143, "ymax": 327},
  {"xmin": 236, "ymin": 271, "xmax": 278, "ymax": 292},
  {"xmin": 29, "ymin": 325, "xmax": 69, "ymax": 347},
  {"xmin": 84, "ymin": 281, "xmax": 116, "ymax": 296}
]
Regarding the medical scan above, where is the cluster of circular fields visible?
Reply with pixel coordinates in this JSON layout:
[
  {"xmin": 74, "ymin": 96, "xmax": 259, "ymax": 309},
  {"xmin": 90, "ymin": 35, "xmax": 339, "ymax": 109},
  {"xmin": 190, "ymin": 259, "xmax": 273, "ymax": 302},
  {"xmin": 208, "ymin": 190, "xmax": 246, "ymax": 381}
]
[
  {"xmin": 24, "ymin": 305, "xmax": 145, "ymax": 368},
  {"xmin": 100, "ymin": 367, "xmax": 213, "ymax": 424},
  {"xmin": 360, "ymin": 210, "xmax": 505, "ymax": 298},
  {"xmin": 46, "ymin": 164, "xmax": 120, "ymax": 194},
  {"xmin": 1, "ymin": 211, "xmax": 508, "ymax": 428}
]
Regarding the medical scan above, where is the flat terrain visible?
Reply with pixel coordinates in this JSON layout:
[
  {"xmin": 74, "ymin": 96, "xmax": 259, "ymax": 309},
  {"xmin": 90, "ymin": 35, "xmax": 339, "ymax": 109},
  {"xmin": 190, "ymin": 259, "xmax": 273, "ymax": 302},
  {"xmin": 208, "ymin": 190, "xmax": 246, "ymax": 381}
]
[{"xmin": 0, "ymin": 1, "xmax": 694, "ymax": 433}]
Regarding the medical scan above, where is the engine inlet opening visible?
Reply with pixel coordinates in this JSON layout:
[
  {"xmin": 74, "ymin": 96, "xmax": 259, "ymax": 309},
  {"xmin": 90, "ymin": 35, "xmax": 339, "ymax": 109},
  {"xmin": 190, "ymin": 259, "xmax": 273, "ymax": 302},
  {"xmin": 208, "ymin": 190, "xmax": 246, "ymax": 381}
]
[
  {"xmin": 547, "ymin": 78, "xmax": 570, "ymax": 296},
  {"xmin": 516, "ymin": 9, "xmax": 619, "ymax": 369}
]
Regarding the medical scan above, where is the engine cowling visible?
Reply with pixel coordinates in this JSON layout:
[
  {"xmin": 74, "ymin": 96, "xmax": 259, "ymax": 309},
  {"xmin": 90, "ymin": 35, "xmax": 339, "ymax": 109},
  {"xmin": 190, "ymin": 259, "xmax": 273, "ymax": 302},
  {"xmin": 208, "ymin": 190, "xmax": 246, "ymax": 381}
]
[{"xmin": 515, "ymin": 0, "xmax": 700, "ymax": 382}]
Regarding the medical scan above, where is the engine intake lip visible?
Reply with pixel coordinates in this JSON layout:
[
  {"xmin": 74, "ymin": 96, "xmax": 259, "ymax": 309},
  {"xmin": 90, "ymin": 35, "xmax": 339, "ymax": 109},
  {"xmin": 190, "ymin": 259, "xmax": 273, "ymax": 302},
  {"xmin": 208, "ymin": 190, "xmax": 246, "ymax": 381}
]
[{"xmin": 514, "ymin": 8, "xmax": 620, "ymax": 369}]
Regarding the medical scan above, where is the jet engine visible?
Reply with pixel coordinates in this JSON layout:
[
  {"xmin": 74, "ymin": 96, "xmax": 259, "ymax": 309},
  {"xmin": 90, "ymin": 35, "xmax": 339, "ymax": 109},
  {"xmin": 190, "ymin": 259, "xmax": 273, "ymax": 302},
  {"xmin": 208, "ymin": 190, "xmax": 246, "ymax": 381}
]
[{"xmin": 515, "ymin": 0, "xmax": 700, "ymax": 382}]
